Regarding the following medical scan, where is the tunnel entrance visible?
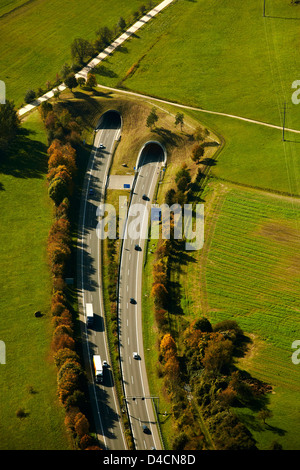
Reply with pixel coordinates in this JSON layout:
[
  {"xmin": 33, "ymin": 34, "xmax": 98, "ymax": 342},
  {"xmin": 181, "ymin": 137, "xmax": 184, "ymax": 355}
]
[
  {"xmin": 137, "ymin": 141, "xmax": 166, "ymax": 169},
  {"xmin": 96, "ymin": 110, "xmax": 122, "ymax": 131}
]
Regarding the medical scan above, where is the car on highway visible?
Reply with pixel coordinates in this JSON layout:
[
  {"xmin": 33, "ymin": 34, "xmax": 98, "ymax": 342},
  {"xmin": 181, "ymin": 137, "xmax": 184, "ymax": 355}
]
[
  {"xmin": 133, "ymin": 352, "xmax": 139, "ymax": 359},
  {"xmin": 103, "ymin": 360, "xmax": 108, "ymax": 367},
  {"xmin": 142, "ymin": 194, "xmax": 148, "ymax": 201},
  {"xmin": 142, "ymin": 425, "xmax": 151, "ymax": 434},
  {"xmin": 89, "ymin": 188, "xmax": 94, "ymax": 196},
  {"xmin": 134, "ymin": 244, "xmax": 141, "ymax": 251},
  {"xmin": 99, "ymin": 143, "xmax": 105, "ymax": 149},
  {"xmin": 130, "ymin": 298, "xmax": 136, "ymax": 304}
]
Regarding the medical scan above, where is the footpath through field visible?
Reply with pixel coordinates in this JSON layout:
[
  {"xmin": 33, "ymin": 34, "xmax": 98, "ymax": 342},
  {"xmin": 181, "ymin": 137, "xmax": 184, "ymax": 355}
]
[{"xmin": 95, "ymin": 84, "xmax": 300, "ymax": 136}]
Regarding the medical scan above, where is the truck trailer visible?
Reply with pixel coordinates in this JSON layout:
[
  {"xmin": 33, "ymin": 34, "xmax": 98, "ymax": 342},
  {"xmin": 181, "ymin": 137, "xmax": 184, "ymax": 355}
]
[
  {"xmin": 93, "ymin": 355, "xmax": 103, "ymax": 384},
  {"xmin": 86, "ymin": 303, "xmax": 94, "ymax": 327}
]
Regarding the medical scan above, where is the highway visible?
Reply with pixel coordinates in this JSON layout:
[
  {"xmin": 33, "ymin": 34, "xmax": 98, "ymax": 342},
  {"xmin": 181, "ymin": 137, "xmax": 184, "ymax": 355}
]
[
  {"xmin": 77, "ymin": 110, "xmax": 127, "ymax": 450},
  {"xmin": 118, "ymin": 143, "xmax": 164, "ymax": 450}
]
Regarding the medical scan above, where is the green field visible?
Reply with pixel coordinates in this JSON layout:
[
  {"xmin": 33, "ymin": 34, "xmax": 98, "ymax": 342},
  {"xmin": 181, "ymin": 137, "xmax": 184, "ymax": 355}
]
[
  {"xmin": 0, "ymin": 111, "xmax": 70, "ymax": 449},
  {"xmin": 185, "ymin": 108, "xmax": 300, "ymax": 196},
  {"xmin": 180, "ymin": 180, "xmax": 300, "ymax": 449},
  {"xmin": 0, "ymin": 0, "xmax": 154, "ymax": 106},
  {"xmin": 92, "ymin": 0, "xmax": 300, "ymax": 195},
  {"xmin": 95, "ymin": 0, "xmax": 300, "ymax": 129}
]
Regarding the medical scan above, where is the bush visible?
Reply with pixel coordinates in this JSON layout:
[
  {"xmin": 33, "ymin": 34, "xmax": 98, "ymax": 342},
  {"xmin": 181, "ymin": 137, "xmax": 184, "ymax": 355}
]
[
  {"xmin": 16, "ymin": 408, "xmax": 27, "ymax": 419},
  {"xmin": 54, "ymin": 348, "xmax": 80, "ymax": 369},
  {"xmin": 51, "ymin": 333, "xmax": 75, "ymax": 352},
  {"xmin": 193, "ymin": 317, "xmax": 212, "ymax": 333},
  {"xmin": 74, "ymin": 412, "xmax": 89, "ymax": 438},
  {"xmin": 24, "ymin": 89, "xmax": 36, "ymax": 104}
]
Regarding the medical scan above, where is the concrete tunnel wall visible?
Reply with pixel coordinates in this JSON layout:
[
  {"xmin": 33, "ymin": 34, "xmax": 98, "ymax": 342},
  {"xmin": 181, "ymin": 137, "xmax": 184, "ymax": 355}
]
[
  {"xmin": 135, "ymin": 140, "xmax": 167, "ymax": 171},
  {"xmin": 96, "ymin": 109, "xmax": 123, "ymax": 140}
]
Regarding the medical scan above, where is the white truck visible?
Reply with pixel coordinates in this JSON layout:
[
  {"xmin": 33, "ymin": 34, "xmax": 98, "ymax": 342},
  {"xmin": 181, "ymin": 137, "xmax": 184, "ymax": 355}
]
[
  {"xmin": 86, "ymin": 303, "xmax": 94, "ymax": 328},
  {"xmin": 93, "ymin": 355, "xmax": 103, "ymax": 384}
]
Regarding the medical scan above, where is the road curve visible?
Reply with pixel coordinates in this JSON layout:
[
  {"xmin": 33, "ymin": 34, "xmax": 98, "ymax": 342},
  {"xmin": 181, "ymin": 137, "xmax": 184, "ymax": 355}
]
[
  {"xmin": 77, "ymin": 110, "xmax": 127, "ymax": 450},
  {"xmin": 118, "ymin": 142, "xmax": 164, "ymax": 450}
]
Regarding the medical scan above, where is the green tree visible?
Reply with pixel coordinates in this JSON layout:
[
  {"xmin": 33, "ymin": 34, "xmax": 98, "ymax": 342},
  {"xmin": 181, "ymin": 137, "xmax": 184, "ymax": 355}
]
[
  {"xmin": 175, "ymin": 165, "xmax": 191, "ymax": 189},
  {"xmin": 0, "ymin": 100, "xmax": 20, "ymax": 152},
  {"xmin": 174, "ymin": 112, "xmax": 184, "ymax": 131},
  {"xmin": 71, "ymin": 38, "xmax": 94, "ymax": 65},
  {"xmin": 165, "ymin": 188, "xmax": 176, "ymax": 206},
  {"xmin": 146, "ymin": 107, "xmax": 159, "ymax": 129},
  {"xmin": 193, "ymin": 317, "xmax": 213, "ymax": 333},
  {"xmin": 257, "ymin": 408, "xmax": 273, "ymax": 426},
  {"xmin": 48, "ymin": 176, "xmax": 70, "ymax": 206},
  {"xmin": 86, "ymin": 73, "xmax": 97, "ymax": 88},
  {"xmin": 77, "ymin": 77, "xmax": 86, "ymax": 88},
  {"xmin": 24, "ymin": 89, "xmax": 36, "ymax": 104},
  {"xmin": 64, "ymin": 74, "xmax": 78, "ymax": 92},
  {"xmin": 191, "ymin": 144, "xmax": 205, "ymax": 163},
  {"xmin": 95, "ymin": 26, "xmax": 113, "ymax": 50},
  {"xmin": 194, "ymin": 126, "xmax": 209, "ymax": 142},
  {"xmin": 118, "ymin": 16, "xmax": 126, "ymax": 31},
  {"xmin": 60, "ymin": 63, "xmax": 72, "ymax": 80}
]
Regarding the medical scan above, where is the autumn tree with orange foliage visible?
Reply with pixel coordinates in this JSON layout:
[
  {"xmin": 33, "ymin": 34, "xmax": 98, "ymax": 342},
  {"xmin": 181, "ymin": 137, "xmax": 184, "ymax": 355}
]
[
  {"xmin": 47, "ymin": 139, "xmax": 77, "ymax": 178},
  {"xmin": 151, "ymin": 282, "xmax": 168, "ymax": 309},
  {"xmin": 160, "ymin": 333, "xmax": 177, "ymax": 360}
]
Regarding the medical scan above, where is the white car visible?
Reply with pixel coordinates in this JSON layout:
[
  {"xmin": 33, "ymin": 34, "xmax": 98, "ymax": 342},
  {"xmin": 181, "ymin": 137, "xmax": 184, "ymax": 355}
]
[
  {"xmin": 103, "ymin": 360, "xmax": 108, "ymax": 367},
  {"xmin": 99, "ymin": 143, "xmax": 105, "ymax": 149},
  {"xmin": 133, "ymin": 352, "xmax": 139, "ymax": 359}
]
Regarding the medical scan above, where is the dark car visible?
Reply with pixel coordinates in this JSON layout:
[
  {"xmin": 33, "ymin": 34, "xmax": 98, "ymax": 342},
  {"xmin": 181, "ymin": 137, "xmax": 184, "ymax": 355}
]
[
  {"xmin": 130, "ymin": 298, "xmax": 136, "ymax": 304},
  {"xmin": 142, "ymin": 194, "xmax": 148, "ymax": 201},
  {"xmin": 89, "ymin": 188, "xmax": 94, "ymax": 196},
  {"xmin": 142, "ymin": 425, "xmax": 151, "ymax": 434},
  {"xmin": 134, "ymin": 244, "xmax": 141, "ymax": 251}
]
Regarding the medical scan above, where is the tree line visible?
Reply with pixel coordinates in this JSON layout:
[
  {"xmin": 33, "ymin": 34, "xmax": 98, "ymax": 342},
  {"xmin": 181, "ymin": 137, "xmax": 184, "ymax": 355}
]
[
  {"xmin": 40, "ymin": 101, "xmax": 101, "ymax": 449},
  {"xmin": 23, "ymin": 2, "xmax": 156, "ymax": 105}
]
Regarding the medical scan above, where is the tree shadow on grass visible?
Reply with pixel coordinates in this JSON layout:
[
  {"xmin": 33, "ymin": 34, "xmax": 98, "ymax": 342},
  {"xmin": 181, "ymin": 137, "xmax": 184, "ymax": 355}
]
[
  {"xmin": 153, "ymin": 127, "xmax": 183, "ymax": 147},
  {"xmin": 200, "ymin": 157, "xmax": 216, "ymax": 166},
  {"xmin": 0, "ymin": 127, "xmax": 48, "ymax": 179}
]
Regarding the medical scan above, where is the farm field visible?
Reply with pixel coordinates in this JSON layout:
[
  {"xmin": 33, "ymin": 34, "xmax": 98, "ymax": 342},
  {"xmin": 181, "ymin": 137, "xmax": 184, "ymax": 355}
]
[
  {"xmin": 0, "ymin": 111, "xmax": 70, "ymax": 449},
  {"xmin": 180, "ymin": 180, "xmax": 300, "ymax": 449},
  {"xmin": 94, "ymin": 0, "xmax": 300, "ymax": 130},
  {"xmin": 184, "ymin": 108, "xmax": 300, "ymax": 197},
  {"xmin": 0, "ymin": 0, "xmax": 154, "ymax": 107}
]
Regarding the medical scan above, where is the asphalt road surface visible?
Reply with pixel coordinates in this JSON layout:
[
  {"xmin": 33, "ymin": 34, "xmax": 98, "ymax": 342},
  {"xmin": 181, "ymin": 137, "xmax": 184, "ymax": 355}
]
[
  {"xmin": 118, "ymin": 143, "xmax": 164, "ymax": 450},
  {"xmin": 77, "ymin": 111, "xmax": 127, "ymax": 450}
]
